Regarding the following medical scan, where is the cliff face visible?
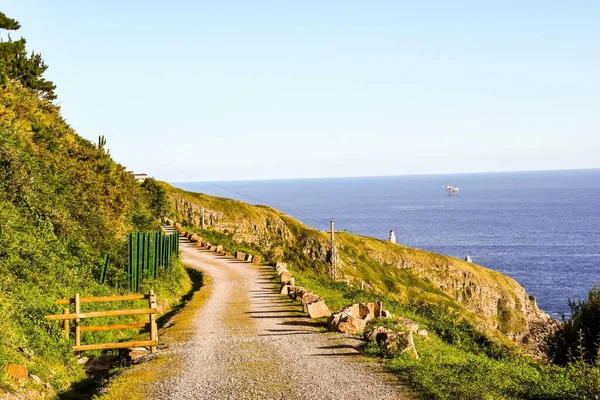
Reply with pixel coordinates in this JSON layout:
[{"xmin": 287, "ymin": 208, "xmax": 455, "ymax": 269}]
[{"xmin": 166, "ymin": 185, "xmax": 550, "ymax": 342}]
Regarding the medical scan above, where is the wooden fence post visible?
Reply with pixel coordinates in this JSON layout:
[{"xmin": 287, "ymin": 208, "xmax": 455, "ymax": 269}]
[
  {"xmin": 63, "ymin": 308, "xmax": 70, "ymax": 340},
  {"xmin": 149, "ymin": 289, "xmax": 157, "ymax": 352},
  {"xmin": 74, "ymin": 294, "xmax": 81, "ymax": 353}
]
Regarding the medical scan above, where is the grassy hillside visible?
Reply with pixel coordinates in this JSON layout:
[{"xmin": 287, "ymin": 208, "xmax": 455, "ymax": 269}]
[
  {"xmin": 0, "ymin": 81, "xmax": 189, "ymax": 397},
  {"xmin": 166, "ymin": 183, "xmax": 547, "ymax": 343},
  {"xmin": 171, "ymin": 187, "xmax": 599, "ymax": 399}
]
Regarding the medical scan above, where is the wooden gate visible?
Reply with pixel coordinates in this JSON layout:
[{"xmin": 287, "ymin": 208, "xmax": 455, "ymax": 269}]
[{"xmin": 45, "ymin": 290, "xmax": 158, "ymax": 352}]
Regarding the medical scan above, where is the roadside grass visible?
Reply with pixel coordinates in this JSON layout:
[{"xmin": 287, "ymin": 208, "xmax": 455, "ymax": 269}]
[
  {"xmin": 177, "ymin": 227, "xmax": 600, "ymax": 399},
  {"xmin": 294, "ymin": 269, "xmax": 600, "ymax": 400}
]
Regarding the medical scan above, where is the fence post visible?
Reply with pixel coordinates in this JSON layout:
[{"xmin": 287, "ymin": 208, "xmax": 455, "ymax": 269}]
[
  {"xmin": 149, "ymin": 289, "xmax": 157, "ymax": 353},
  {"xmin": 63, "ymin": 308, "xmax": 70, "ymax": 340},
  {"xmin": 74, "ymin": 294, "xmax": 81, "ymax": 354},
  {"xmin": 128, "ymin": 233, "xmax": 133, "ymax": 291},
  {"xmin": 100, "ymin": 254, "xmax": 109, "ymax": 284}
]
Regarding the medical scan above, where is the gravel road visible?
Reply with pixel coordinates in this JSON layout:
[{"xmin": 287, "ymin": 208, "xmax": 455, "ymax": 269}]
[{"xmin": 150, "ymin": 233, "xmax": 411, "ymax": 400}]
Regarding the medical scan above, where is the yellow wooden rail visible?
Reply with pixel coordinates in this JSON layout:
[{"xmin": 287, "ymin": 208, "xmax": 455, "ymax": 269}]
[{"xmin": 45, "ymin": 290, "xmax": 159, "ymax": 353}]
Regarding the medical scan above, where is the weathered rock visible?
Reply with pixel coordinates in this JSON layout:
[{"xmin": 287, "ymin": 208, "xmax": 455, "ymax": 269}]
[
  {"xmin": 376, "ymin": 331, "xmax": 418, "ymax": 359},
  {"xmin": 245, "ymin": 254, "xmax": 253, "ymax": 262},
  {"xmin": 252, "ymin": 255, "xmax": 261, "ymax": 264},
  {"xmin": 236, "ymin": 251, "xmax": 246, "ymax": 261},
  {"xmin": 277, "ymin": 268, "xmax": 289, "ymax": 276},
  {"xmin": 225, "ymin": 251, "xmax": 231, "ymax": 257},
  {"xmin": 119, "ymin": 347, "xmax": 150, "ymax": 363},
  {"xmin": 364, "ymin": 325, "xmax": 393, "ymax": 342},
  {"xmin": 195, "ymin": 241, "xmax": 203, "ymax": 247},
  {"xmin": 288, "ymin": 287, "xmax": 306, "ymax": 301},
  {"xmin": 84, "ymin": 355, "xmax": 120, "ymax": 377},
  {"xmin": 395, "ymin": 317, "xmax": 419, "ymax": 333},
  {"xmin": 382, "ymin": 310, "xmax": 392, "ymax": 318},
  {"xmin": 280, "ymin": 271, "xmax": 292, "ymax": 286},
  {"xmin": 307, "ymin": 298, "xmax": 331, "ymax": 318},
  {"xmin": 280, "ymin": 285, "xmax": 291, "ymax": 295},
  {"xmin": 212, "ymin": 245, "xmax": 219, "ymax": 252},
  {"xmin": 29, "ymin": 374, "xmax": 42, "ymax": 385},
  {"xmin": 4, "ymin": 364, "xmax": 27, "ymax": 386},
  {"xmin": 337, "ymin": 314, "xmax": 367, "ymax": 335},
  {"xmin": 359, "ymin": 302, "xmax": 379, "ymax": 321},
  {"xmin": 327, "ymin": 312, "xmax": 344, "ymax": 331},
  {"xmin": 190, "ymin": 234, "xmax": 200, "ymax": 242},
  {"xmin": 174, "ymin": 222, "xmax": 182, "ymax": 231},
  {"xmin": 208, "ymin": 245, "xmax": 215, "ymax": 251},
  {"xmin": 275, "ymin": 262, "xmax": 288, "ymax": 271},
  {"xmin": 301, "ymin": 293, "xmax": 320, "ymax": 309},
  {"xmin": 216, "ymin": 245, "xmax": 223, "ymax": 253},
  {"xmin": 417, "ymin": 329, "xmax": 428, "ymax": 337}
]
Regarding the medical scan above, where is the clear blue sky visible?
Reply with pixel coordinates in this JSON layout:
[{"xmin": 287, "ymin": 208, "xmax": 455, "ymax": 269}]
[{"xmin": 3, "ymin": 1, "xmax": 599, "ymax": 181}]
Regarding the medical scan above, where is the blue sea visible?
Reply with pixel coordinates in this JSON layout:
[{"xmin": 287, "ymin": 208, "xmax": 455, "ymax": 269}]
[{"xmin": 174, "ymin": 169, "xmax": 600, "ymax": 317}]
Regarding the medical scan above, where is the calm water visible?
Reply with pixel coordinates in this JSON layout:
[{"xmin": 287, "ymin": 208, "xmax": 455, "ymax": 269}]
[{"xmin": 174, "ymin": 169, "xmax": 600, "ymax": 317}]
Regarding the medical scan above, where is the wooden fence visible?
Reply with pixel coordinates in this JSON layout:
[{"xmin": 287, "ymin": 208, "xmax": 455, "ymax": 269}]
[{"xmin": 45, "ymin": 290, "xmax": 158, "ymax": 353}]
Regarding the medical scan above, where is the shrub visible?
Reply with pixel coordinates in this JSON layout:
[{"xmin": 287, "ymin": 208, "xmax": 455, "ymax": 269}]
[{"xmin": 546, "ymin": 285, "xmax": 600, "ymax": 365}]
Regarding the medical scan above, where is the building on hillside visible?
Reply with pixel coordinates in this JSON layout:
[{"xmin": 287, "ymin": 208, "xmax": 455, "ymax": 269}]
[{"xmin": 128, "ymin": 172, "xmax": 149, "ymax": 183}]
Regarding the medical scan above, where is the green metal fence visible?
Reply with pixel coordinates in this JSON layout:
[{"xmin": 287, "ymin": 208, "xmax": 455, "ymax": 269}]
[{"xmin": 127, "ymin": 231, "xmax": 179, "ymax": 292}]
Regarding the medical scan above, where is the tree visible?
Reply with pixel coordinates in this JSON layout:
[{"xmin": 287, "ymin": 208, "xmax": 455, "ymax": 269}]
[
  {"xmin": 0, "ymin": 11, "xmax": 56, "ymax": 100},
  {"xmin": 141, "ymin": 178, "xmax": 171, "ymax": 218},
  {"xmin": 546, "ymin": 285, "xmax": 600, "ymax": 365}
]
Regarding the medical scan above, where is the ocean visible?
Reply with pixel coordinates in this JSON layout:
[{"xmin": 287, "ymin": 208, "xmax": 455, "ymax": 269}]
[{"xmin": 174, "ymin": 169, "xmax": 600, "ymax": 317}]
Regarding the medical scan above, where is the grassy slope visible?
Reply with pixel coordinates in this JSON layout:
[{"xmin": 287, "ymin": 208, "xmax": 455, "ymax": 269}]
[
  {"xmin": 179, "ymin": 211, "xmax": 599, "ymax": 399},
  {"xmin": 0, "ymin": 82, "xmax": 189, "ymax": 397},
  {"xmin": 165, "ymin": 183, "xmax": 544, "ymax": 341}
]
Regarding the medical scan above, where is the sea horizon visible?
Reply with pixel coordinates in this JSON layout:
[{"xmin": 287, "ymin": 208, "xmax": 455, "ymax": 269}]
[{"xmin": 173, "ymin": 168, "xmax": 600, "ymax": 317}]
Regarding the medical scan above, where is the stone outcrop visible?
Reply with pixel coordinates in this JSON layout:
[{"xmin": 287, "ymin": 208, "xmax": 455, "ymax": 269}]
[
  {"xmin": 327, "ymin": 302, "xmax": 391, "ymax": 335},
  {"xmin": 167, "ymin": 188, "xmax": 551, "ymax": 343},
  {"xmin": 364, "ymin": 325, "xmax": 419, "ymax": 359}
]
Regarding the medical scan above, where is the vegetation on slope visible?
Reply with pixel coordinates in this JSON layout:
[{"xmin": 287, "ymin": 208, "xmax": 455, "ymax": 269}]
[
  {"xmin": 166, "ymin": 182, "xmax": 547, "ymax": 344},
  {"xmin": 0, "ymin": 13, "xmax": 189, "ymax": 397},
  {"xmin": 180, "ymin": 214, "xmax": 600, "ymax": 399}
]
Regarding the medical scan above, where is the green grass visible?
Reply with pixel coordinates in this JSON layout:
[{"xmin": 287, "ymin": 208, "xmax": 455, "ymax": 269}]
[{"xmin": 178, "ymin": 230, "xmax": 599, "ymax": 399}]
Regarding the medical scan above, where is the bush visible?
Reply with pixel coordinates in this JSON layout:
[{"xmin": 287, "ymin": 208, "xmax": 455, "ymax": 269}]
[{"xmin": 547, "ymin": 285, "xmax": 600, "ymax": 365}]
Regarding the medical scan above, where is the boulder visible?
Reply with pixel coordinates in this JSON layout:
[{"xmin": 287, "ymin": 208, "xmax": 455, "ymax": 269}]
[
  {"xmin": 364, "ymin": 325, "xmax": 393, "ymax": 342},
  {"xmin": 4, "ymin": 364, "xmax": 27, "ymax": 386},
  {"xmin": 225, "ymin": 251, "xmax": 232, "ymax": 257},
  {"xmin": 216, "ymin": 245, "xmax": 223, "ymax": 253},
  {"xmin": 337, "ymin": 314, "xmax": 367, "ymax": 335},
  {"xmin": 252, "ymin": 255, "xmax": 261, "ymax": 264},
  {"xmin": 195, "ymin": 241, "xmax": 203, "ymax": 247},
  {"xmin": 212, "ymin": 246, "xmax": 219, "ymax": 253},
  {"xmin": 280, "ymin": 285, "xmax": 292, "ymax": 295},
  {"xmin": 417, "ymin": 329, "xmax": 428, "ymax": 337},
  {"xmin": 236, "ymin": 252, "xmax": 246, "ymax": 261},
  {"xmin": 293, "ymin": 288, "xmax": 310, "ymax": 302},
  {"xmin": 376, "ymin": 331, "xmax": 418, "ymax": 359},
  {"xmin": 175, "ymin": 222, "xmax": 182, "ymax": 231},
  {"xmin": 280, "ymin": 271, "xmax": 292, "ymax": 286},
  {"xmin": 327, "ymin": 312, "xmax": 344, "ymax": 332},
  {"xmin": 395, "ymin": 317, "xmax": 419, "ymax": 333},
  {"xmin": 301, "ymin": 293, "xmax": 320, "ymax": 311},
  {"xmin": 288, "ymin": 287, "xmax": 305, "ymax": 301},
  {"xmin": 359, "ymin": 302, "xmax": 379, "ymax": 321},
  {"xmin": 277, "ymin": 268, "xmax": 289, "ymax": 276},
  {"xmin": 119, "ymin": 347, "xmax": 150, "ymax": 363},
  {"xmin": 382, "ymin": 310, "xmax": 392, "ymax": 318},
  {"xmin": 306, "ymin": 298, "xmax": 332, "ymax": 319},
  {"xmin": 190, "ymin": 234, "xmax": 200, "ymax": 242},
  {"xmin": 245, "ymin": 254, "xmax": 253, "ymax": 262},
  {"xmin": 275, "ymin": 262, "xmax": 288, "ymax": 271},
  {"xmin": 208, "ymin": 245, "xmax": 215, "ymax": 251}
]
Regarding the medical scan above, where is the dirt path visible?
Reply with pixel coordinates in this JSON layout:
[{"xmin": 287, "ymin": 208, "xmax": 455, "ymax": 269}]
[{"xmin": 150, "ymin": 231, "xmax": 411, "ymax": 399}]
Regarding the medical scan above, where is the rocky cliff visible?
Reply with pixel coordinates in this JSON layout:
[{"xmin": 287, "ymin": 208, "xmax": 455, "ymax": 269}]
[{"xmin": 165, "ymin": 184, "xmax": 550, "ymax": 343}]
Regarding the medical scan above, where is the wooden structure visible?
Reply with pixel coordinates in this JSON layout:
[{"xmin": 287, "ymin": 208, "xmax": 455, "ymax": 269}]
[{"xmin": 45, "ymin": 290, "xmax": 158, "ymax": 353}]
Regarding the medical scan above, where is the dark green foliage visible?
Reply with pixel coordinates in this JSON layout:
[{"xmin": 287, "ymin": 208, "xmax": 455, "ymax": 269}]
[
  {"xmin": 546, "ymin": 285, "xmax": 600, "ymax": 365},
  {"xmin": 0, "ymin": 79, "xmax": 183, "ymax": 392},
  {"xmin": 0, "ymin": 11, "xmax": 56, "ymax": 100},
  {"xmin": 141, "ymin": 178, "xmax": 172, "ymax": 217}
]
